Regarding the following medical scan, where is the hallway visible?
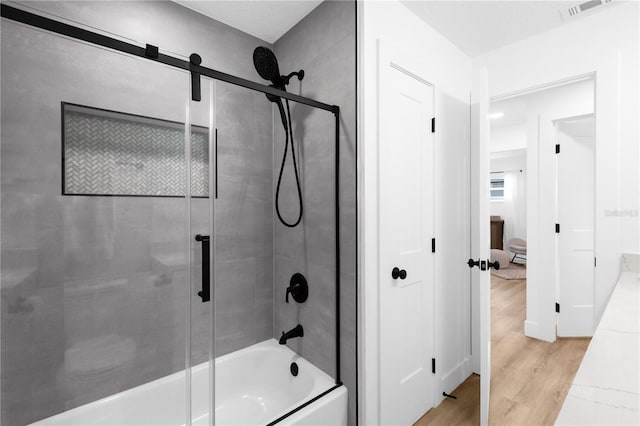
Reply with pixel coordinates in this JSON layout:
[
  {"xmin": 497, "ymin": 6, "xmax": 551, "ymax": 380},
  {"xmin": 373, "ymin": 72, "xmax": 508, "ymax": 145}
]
[{"xmin": 416, "ymin": 269, "xmax": 591, "ymax": 425}]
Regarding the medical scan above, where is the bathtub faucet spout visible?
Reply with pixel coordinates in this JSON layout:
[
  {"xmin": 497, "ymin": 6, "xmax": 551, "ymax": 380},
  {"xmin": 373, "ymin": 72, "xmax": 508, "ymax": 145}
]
[{"xmin": 279, "ymin": 324, "xmax": 304, "ymax": 344}]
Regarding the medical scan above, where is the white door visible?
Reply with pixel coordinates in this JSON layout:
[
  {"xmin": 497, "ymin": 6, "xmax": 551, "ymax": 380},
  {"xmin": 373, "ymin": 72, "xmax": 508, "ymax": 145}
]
[
  {"xmin": 556, "ymin": 116, "xmax": 595, "ymax": 337},
  {"xmin": 378, "ymin": 42, "xmax": 435, "ymax": 425},
  {"xmin": 471, "ymin": 67, "xmax": 491, "ymax": 426}
]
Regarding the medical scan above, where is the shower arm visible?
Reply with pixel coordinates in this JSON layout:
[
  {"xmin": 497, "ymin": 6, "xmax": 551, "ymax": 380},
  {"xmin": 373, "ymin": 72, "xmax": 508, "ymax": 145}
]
[{"xmin": 282, "ymin": 70, "xmax": 305, "ymax": 86}]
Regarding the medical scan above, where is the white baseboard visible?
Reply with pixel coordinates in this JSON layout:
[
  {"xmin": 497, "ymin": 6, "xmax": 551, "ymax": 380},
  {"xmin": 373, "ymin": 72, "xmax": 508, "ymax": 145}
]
[
  {"xmin": 436, "ymin": 357, "xmax": 473, "ymax": 406},
  {"xmin": 524, "ymin": 320, "xmax": 539, "ymax": 338}
]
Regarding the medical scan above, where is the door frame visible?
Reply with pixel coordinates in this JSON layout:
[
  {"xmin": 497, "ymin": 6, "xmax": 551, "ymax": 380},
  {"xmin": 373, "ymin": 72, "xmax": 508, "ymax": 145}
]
[{"xmin": 480, "ymin": 72, "xmax": 597, "ymax": 344}]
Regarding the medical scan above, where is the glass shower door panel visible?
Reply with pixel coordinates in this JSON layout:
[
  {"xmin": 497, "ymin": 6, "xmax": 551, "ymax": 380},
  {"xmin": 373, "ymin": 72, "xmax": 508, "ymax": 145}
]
[
  {"xmin": 213, "ymin": 80, "xmax": 275, "ymax": 425},
  {"xmin": 213, "ymin": 77, "xmax": 339, "ymax": 425},
  {"xmin": 188, "ymin": 76, "xmax": 215, "ymax": 426},
  {"xmin": 271, "ymin": 101, "xmax": 340, "ymax": 399},
  {"xmin": 1, "ymin": 20, "xmax": 192, "ymax": 426}
]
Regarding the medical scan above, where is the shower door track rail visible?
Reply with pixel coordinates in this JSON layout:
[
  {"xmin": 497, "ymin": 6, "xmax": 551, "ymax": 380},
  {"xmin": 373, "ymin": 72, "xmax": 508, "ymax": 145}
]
[
  {"xmin": 1, "ymin": 2, "xmax": 343, "ymax": 424},
  {"xmin": 0, "ymin": 4, "xmax": 339, "ymax": 114}
]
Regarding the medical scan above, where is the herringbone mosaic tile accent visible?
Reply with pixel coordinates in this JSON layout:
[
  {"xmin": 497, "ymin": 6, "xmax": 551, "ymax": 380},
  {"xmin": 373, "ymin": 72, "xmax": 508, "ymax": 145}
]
[{"xmin": 64, "ymin": 105, "xmax": 209, "ymax": 197}]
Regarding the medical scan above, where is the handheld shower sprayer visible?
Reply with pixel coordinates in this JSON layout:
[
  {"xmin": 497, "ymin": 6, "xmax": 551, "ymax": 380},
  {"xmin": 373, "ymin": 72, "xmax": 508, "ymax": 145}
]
[
  {"xmin": 266, "ymin": 88, "xmax": 288, "ymax": 131},
  {"xmin": 252, "ymin": 46, "xmax": 304, "ymax": 88},
  {"xmin": 253, "ymin": 47, "xmax": 304, "ymax": 131},
  {"xmin": 253, "ymin": 46, "xmax": 305, "ymax": 228}
]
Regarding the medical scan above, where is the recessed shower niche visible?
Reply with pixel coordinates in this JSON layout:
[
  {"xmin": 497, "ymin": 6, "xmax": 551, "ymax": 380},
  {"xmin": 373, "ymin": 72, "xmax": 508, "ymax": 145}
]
[{"xmin": 62, "ymin": 103, "xmax": 209, "ymax": 197}]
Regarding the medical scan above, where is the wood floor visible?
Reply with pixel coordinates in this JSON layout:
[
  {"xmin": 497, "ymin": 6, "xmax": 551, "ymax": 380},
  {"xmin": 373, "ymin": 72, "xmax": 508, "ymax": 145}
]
[{"xmin": 415, "ymin": 267, "xmax": 591, "ymax": 425}]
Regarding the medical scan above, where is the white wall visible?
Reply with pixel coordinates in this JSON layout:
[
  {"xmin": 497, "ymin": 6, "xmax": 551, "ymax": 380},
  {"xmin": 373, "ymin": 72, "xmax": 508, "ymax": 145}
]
[
  {"xmin": 490, "ymin": 150, "xmax": 526, "ymax": 172},
  {"xmin": 490, "ymin": 124, "xmax": 526, "ymax": 152},
  {"xmin": 473, "ymin": 1, "xmax": 639, "ymax": 339},
  {"xmin": 360, "ymin": 1, "xmax": 472, "ymax": 423}
]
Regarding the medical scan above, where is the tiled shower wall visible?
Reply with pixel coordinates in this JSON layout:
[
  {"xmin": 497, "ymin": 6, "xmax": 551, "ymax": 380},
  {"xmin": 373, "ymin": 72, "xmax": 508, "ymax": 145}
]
[
  {"xmin": 0, "ymin": 2, "xmax": 273, "ymax": 424},
  {"xmin": 273, "ymin": 2, "xmax": 357, "ymax": 425}
]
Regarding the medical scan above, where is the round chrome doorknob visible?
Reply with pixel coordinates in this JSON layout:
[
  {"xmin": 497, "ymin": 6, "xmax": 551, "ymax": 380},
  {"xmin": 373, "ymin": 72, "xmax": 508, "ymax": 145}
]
[{"xmin": 392, "ymin": 267, "xmax": 407, "ymax": 280}]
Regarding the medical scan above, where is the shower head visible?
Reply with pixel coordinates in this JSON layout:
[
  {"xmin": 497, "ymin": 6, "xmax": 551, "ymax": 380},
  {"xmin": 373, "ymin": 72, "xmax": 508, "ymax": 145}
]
[
  {"xmin": 254, "ymin": 47, "xmax": 287, "ymax": 128},
  {"xmin": 253, "ymin": 46, "xmax": 304, "ymax": 132},
  {"xmin": 253, "ymin": 46, "xmax": 281, "ymax": 85},
  {"xmin": 253, "ymin": 46, "xmax": 305, "ymax": 87},
  {"xmin": 267, "ymin": 85, "xmax": 288, "ymax": 131}
]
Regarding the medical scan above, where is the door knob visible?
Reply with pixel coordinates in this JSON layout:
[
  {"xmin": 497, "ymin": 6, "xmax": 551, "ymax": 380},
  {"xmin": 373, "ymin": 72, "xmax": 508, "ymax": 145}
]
[
  {"xmin": 469, "ymin": 259, "xmax": 488, "ymax": 270},
  {"xmin": 391, "ymin": 267, "xmax": 407, "ymax": 280},
  {"xmin": 468, "ymin": 258, "xmax": 480, "ymax": 268},
  {"xmin": 488, "ymin": 260, "xmax": 500, "ymax": 270}
]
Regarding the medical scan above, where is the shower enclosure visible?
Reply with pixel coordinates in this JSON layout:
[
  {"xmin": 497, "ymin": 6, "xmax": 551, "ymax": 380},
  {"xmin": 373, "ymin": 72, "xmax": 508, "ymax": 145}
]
[{"xmin": 1, "ymin": 3, "xmax": 344, "ymax": 425}]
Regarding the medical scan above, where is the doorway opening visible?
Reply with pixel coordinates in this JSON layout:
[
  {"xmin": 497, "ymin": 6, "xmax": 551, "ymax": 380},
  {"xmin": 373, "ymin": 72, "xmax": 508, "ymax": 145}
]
[{"xmin": 486, "ymin": 76, "xmax": 595, "ymax": 423}]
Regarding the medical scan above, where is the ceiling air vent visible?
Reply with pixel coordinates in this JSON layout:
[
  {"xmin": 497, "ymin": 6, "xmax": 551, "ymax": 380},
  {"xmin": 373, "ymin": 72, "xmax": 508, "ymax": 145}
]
[{"xmin": 560, "ymin": 0, "xmax": 613, "ymax": 21}]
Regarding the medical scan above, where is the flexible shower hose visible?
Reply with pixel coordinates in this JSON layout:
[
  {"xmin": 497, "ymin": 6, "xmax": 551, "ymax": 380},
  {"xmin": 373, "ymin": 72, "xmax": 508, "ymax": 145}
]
[{"xmin": 275, "ymin": 99, "xmax": 303, "ymax": 228}]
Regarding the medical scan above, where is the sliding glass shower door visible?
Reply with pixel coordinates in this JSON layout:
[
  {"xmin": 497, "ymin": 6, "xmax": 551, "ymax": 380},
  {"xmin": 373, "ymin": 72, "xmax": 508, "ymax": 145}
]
[
  {"xmin": 186, "ymin": 76, "xmax": 216, "ymax": 425},
  {"xmin": 0, "ymin": 14, "xmax": 214, "ymax": 425}
]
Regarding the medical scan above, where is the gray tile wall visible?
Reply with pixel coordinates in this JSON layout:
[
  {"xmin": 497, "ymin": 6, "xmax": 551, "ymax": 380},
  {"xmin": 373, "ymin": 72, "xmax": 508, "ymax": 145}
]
[
  {"xmin": 1, "ymin": 2, "xmax": 273, "ymax": 424},
  {"xmin": 273, "ymin": 2, "xmax": 358, "ymax": 425},
  {"xmin": 213, "ymin": 82, "xmax": 275, "ymax": 356},
  {"xmin": 2, "ymin": 1, "xmax": 356, "ymax": 425}
]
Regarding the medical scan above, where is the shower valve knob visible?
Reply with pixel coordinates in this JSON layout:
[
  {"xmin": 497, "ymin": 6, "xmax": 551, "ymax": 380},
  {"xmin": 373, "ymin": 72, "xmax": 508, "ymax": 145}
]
[
  {"xmin": 391, "ymin": 267, "xmax": 407, "ymax": 280},
  {"xmin": 286, "ymin": 273, "xmax": 308, "ymax": 303}
]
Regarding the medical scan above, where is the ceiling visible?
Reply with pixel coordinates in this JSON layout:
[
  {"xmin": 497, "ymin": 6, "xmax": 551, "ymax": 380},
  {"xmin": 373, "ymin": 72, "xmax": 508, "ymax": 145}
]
[
  {"xmin": 174, "ymin": 1, "xmax": 323, "ymax": 43},
  {"xmin": 175, "ymin": 1, "xmax": 621, "ymax": 54},
  {"xmin": 400, "ymin": 0, "xmax": 620, "ymax": 57}
]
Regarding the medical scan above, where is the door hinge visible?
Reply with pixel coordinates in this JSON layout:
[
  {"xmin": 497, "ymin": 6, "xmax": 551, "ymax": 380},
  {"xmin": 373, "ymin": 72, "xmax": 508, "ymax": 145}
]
[
  {"xmin": 431, "ymin": 117, "xmax": 436, "ymax": 133},
  {"xmin": 432, "ymin": 238, "xmax": 436, "ymax": 253},
  {"xmin": 555, "ymin": 144, "xmax": 560, "ymax": 154},
  {"xmin": 556, "ymin": 303, "xmax": 560, "ymax": 313},
  {"xmin": 555, "ymin": 223, "xmax": 560, "ymax": 233},
  {"xmin": 432, "ymin": 358, "xmax": 436, "ymax": 374}
]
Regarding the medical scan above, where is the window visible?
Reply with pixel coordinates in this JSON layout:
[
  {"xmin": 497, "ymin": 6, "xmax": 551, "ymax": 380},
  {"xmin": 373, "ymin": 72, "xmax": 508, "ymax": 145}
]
[{"xmin": 490, "ymin": 176, "xmax": 504, "ymax": 199}]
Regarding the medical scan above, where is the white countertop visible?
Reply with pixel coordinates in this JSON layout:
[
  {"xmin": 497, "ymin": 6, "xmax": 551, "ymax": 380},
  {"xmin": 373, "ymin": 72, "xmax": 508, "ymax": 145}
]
[{"xmin": 555, "ymin": 255, "xmax": 640, "ymax": 425}]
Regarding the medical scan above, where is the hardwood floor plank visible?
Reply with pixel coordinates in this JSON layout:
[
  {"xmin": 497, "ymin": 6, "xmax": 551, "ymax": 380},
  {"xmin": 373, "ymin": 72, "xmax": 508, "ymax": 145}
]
[{"xmin": 414, "ymin": 268, "xmax": 590, "ymax": 425}]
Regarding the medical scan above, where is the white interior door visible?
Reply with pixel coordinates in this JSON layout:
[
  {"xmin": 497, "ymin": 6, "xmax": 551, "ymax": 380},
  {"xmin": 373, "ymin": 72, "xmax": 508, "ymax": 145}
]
[
  {"xmin": 556, "ymin": 116, "xmax": 595, "ymax": 337},
  {"xmin": 471, "ymin": 67, "xmax": 491, "ymax": 426},
  {"xmin": 378, "ymin": 41, "xmax": 435, "ymax": 426}
]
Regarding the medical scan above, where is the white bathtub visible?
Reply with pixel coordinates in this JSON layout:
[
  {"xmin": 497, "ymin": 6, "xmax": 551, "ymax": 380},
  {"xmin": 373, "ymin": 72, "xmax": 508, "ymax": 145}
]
[{"xmin": 30, "ymin": 339, "xmax": 347, "ymax": 426}]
